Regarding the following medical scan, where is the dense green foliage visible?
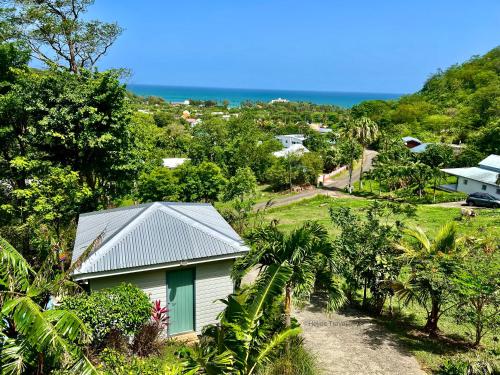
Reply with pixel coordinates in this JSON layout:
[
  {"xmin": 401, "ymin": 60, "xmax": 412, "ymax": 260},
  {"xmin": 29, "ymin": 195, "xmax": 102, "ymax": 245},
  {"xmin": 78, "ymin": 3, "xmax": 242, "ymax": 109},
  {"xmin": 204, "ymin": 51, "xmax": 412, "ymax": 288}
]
[{"xmin": 60, "ymin": 284, "xmax": 152, "ymax": 347}]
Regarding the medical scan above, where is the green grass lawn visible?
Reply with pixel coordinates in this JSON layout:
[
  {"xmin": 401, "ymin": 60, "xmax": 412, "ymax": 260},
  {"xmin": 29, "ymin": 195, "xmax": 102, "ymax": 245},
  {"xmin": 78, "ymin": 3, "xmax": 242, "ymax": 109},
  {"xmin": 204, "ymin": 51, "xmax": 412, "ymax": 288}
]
[
  {"xmin": 261, "ymin": 195, "xmax": 500, "ymax": 238},
  {"xmin": 353, "ymin": 178, "xmax": 468, "ymax": 204}
]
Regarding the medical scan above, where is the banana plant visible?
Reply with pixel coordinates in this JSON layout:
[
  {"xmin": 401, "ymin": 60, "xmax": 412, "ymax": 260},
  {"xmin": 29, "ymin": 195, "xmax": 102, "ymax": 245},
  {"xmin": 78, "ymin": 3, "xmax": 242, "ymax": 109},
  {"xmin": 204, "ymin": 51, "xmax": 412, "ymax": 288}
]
[
  {"xmin": 184, "ymin": 263, "xmax": 301, "ymax": 375},
  {"xmin": 0, "ymin": 236, "xmax": 97, "ymax": 375}
]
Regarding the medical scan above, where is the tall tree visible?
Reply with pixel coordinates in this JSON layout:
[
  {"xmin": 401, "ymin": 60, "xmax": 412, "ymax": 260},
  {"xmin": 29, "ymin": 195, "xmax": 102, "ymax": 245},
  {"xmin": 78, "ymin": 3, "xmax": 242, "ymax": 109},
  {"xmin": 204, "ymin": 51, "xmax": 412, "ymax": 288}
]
[
  {"xmin": 336, "ymin": 138, "xmax": 362, "ymax": 193},
  {"xmin": 349, "ymin": 116, "xmax": 379, "ymax": 189},
  {"xmin": 5, "ymin": 0, "xmax": 122, "ymax": 73},
  {"xmin": 234, "ymin": 221, "xmax": 341, "ymax": 328}
]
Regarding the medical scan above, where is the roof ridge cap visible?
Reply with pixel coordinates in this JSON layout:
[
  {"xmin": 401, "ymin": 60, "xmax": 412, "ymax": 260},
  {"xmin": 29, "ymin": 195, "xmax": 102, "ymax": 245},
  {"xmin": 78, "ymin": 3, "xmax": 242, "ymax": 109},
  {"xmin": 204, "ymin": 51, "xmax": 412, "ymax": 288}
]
[{"xmin": 157, "ymin": 205, "xmax": 245, "ymax": 248}]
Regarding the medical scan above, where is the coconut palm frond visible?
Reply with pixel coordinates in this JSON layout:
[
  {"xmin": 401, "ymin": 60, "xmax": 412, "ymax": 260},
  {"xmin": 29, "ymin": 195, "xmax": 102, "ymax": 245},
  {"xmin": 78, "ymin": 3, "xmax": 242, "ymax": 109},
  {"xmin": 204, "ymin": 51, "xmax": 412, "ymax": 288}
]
[
  {"xmin": 0, "ymin": 236, "xmax": 34, "ymax": 292},
  {"xmin": 403, "ymin": 226, "xmax": 431, "ymax": 252},
  {"xmin": 67, "ymin": 351, "xmax": 98, "ymax": 375},
  {"xmin": 325, "ymin": 278, "xmax": 347, "ymax": 313},
  {"xmin": 0, "ymin": 334, "xmax": 34, "ymax": 375},
  {"xmin": 247, "ymin": 263, "xmax": 292, "ymax": 329},
  {"xmin": 249, "ymin": 327, "xmax": 302, "ymax": 374},
  {"xmin": 433, "ymin": 223, "xmax": 457, "ymax": 255}
]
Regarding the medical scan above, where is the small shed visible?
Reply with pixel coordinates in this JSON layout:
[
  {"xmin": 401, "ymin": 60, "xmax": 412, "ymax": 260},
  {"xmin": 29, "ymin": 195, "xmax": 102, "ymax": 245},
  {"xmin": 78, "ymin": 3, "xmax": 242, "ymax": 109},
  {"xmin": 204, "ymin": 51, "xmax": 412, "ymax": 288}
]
[{"xmin": 70, "ymin": 202, "xmax": 248, "ymax": 336}]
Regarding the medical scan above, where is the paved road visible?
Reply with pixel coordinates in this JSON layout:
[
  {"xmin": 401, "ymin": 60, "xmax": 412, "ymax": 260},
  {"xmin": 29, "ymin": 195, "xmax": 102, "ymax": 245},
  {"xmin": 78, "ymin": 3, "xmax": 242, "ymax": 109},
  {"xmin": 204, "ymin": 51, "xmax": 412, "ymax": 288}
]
[
  {"xmin": 253, "ymin": 150, "xmax": 377, "ymax": 211},
  {"xmin": 295, "ymin": 301, "xmax": 425, "ymax": 375},
  {"xmin": 324, "ymin": 149, "xmax": 378, "ymax": 190}
]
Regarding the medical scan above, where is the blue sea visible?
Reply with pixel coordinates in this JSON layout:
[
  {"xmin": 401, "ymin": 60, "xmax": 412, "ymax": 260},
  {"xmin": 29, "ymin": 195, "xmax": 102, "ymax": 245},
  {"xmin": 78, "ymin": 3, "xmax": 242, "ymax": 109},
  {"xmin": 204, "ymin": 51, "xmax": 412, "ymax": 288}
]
[{"xmin": 127, "ymin": 84, "xmax": 401, "ymax": 108}]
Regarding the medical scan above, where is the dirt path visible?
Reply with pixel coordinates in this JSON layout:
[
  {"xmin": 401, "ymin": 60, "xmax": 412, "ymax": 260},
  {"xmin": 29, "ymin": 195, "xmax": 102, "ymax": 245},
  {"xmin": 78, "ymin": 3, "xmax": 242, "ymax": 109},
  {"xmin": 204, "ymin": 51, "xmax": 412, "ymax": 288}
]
[{"xmin": 295, "ymin": 303, "xmax": 425, "ymax": 375}]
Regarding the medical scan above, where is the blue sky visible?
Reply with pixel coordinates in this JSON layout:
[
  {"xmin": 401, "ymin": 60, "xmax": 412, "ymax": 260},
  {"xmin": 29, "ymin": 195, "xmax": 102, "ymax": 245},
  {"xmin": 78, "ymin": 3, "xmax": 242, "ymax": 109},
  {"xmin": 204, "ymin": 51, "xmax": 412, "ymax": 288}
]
[{"xmin": 88, "ymin": 0, "xmax": 500, "ymax": 93}]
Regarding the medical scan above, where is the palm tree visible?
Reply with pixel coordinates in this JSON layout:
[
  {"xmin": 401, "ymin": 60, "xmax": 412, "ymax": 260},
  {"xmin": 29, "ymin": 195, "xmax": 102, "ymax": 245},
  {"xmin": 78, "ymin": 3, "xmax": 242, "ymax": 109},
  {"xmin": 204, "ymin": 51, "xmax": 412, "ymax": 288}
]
[
  {"xmin": 349, "ymin": 117, "xmax": 379, "ymax": 189},
  {"xmin": 395, "ymin": 223, "xmax": 463, "ymax": 335},
  {"xmin": 233, "ymin": 221, "xmax": 341, "ymax": 328},
  {"xmin": 0, "ymin": 237, "xmax": 96, "ymax": 375},
  {"xmin": 185, "ymin": 263, "xmax": 301, "ymax": 375}
]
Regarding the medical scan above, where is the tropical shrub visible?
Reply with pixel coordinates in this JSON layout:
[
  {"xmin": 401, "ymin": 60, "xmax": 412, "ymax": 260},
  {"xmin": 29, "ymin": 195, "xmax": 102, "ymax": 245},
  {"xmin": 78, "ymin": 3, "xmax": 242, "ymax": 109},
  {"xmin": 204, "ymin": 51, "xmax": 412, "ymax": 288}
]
[
  {"xmin": 60, "ymin": 283, "xmax": 151, "ymax": 347},
  {"xmin": 395, "ymin": 223, "xmax": 463, "ymax": 335},
  {"xmin": 181, "ymin": 263, "xmax": 301, "ymax": 374},
  {"xmin": 452, "ymin": 238, "xmax": 499, "ymax": 346},
  {"xmin": 260, "ymin": 337, "xmax": 318, "ymax": 375},
  {"xmin": 0, "ymin": 237, "xmax": 96, "ymax": 374}
]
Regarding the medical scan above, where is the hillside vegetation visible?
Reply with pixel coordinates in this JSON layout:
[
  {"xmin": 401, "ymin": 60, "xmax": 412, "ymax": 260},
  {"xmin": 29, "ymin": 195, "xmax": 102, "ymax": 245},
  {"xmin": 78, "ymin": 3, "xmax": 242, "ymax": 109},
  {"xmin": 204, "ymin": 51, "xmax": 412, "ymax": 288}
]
[{"xmin": 353, "ymin": 47, "xmax": 500, "ymax": 156}]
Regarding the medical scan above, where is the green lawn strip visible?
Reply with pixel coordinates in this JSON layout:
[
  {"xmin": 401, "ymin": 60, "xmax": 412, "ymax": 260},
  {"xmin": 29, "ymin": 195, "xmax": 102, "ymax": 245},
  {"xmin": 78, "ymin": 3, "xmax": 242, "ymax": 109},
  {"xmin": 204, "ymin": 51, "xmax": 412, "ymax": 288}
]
[
  {"xmin": 353, "ymin": 178, "xmax": 467, "ymax": 204},
  {"xmin": 260, "ymin": 195, "xmax": 500, "ymax": 238}
]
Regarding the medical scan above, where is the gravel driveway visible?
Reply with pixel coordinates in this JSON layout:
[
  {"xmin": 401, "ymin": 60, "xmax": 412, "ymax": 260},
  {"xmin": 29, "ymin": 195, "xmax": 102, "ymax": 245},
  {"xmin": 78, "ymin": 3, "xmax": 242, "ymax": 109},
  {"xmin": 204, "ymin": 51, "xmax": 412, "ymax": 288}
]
[{"xmin": 295, "ymin": 302, "xmax": 426, "ymax": 375}]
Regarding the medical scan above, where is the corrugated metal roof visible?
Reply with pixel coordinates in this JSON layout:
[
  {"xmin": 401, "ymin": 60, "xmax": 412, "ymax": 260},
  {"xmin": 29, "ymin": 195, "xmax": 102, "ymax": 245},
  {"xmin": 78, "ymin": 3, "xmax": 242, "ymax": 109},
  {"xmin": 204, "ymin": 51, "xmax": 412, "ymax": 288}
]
[
  {"xmin": 441, "ymin": 167, "xmax": 499, "ymax": 185},
  {"xmin": 273, "ymin": 144, "xmax": 310, "ymax": 157},
  {"xmin": 402, "ymin": 136, "xmax": 422, "ymax": 143},
  {"xmin": 71, "ymin": 202, "xmax": 248, "ymax": 277},
  {"xmin": 479, "ymin": 154, "xmax": 500, "ymax": 172},
  {"xmin": 410, "ymin": 143, "xmax": 430, "ymax": 153}
]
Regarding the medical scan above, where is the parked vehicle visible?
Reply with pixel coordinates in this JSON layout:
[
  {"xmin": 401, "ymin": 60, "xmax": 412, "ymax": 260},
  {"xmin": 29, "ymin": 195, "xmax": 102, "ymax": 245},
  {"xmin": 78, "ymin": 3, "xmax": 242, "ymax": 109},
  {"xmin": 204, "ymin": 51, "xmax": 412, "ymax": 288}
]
[{"xmin": 466, "ymin": 192, "xmax": 500, "ymax": 208}]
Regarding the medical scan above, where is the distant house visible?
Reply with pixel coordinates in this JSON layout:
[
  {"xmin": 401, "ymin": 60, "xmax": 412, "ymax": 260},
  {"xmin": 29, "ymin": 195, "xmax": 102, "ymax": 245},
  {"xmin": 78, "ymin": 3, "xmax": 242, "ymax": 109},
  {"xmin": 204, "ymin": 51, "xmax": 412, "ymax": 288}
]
[
  {"xmin": 410, "ymin": 142, "xmax": 463, "ymax": 154},
  {"xmin": 273, "ymin": 144, "xmax": 309, "ymax": 158},
  {"xmin": 276, "ymin": 134, "xmax": 306, "ymax": 148},
  {"xmin": 309, "ymin": 123, "xmax": 333, "ymax": 134},
  {"xmin": 163, "ymin": 158, "xmax": 189, "ymax": 169},
  {"xmin": 402, "ymin": 136, "xmax": 423, "ymax": 149},
  {"xmin": 70, "ymin": 202, "xmax": 249, "ymax": 336},
  {"xmin": 441, "ymin": 154, "xmax": 500, "ymax": 198},
  {"xmin": 185, "ymin": 118, "xmax": 201, "ymax": 127},
  {"xmin": 269, "ymin": 98, "xmax": 289, "ymax": 104}
]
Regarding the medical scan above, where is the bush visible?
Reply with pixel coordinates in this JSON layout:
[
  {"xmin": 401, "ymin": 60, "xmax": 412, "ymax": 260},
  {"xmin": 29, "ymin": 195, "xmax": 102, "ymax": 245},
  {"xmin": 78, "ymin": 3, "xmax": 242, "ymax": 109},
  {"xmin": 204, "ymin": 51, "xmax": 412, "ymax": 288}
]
[
  {"xmin": 437, "ymin": 352, "xmax": 500, "ymax": 375},
  {"xmin": 260, "ymin": 337, "xmax": 318, "ymax": 375},
  {"xmin": 131, "ymin": 321, "xmax": 164, "ymax": 357},
  {"xmin": 60, "ymin": 283, "xmax": 152, "ymax": 347}
]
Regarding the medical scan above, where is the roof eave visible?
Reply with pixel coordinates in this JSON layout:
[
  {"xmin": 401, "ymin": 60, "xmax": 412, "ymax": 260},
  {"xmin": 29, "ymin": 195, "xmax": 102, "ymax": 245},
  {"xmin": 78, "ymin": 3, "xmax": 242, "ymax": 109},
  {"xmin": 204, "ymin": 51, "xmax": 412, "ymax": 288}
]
[{"xmin": 71, "ymin": 250, "xmax": 249, "ymax": 281}]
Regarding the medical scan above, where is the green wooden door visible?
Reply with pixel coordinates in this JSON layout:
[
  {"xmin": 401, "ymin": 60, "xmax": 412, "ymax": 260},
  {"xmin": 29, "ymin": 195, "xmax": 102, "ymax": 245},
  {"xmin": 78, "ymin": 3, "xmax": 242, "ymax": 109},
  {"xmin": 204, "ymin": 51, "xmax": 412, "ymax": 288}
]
[{"xmin": 166, "ymin": 269, "xmax": 194, "ymax": 335}]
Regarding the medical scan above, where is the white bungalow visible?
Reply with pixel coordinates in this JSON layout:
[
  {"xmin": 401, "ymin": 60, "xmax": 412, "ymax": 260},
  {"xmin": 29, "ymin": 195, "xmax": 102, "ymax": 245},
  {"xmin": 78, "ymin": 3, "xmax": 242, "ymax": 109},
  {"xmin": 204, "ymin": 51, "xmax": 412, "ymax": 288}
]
[
  {"xmin": 273, "ymin": 144, "xmax": 309, "ymax": 158},
  {"xmin": 275, "ymin": 134, "xmax": 306, "ymax": 148},
  {"xmin": 441, "ymin": 154, "xmax": 500, "ymax": 198}
]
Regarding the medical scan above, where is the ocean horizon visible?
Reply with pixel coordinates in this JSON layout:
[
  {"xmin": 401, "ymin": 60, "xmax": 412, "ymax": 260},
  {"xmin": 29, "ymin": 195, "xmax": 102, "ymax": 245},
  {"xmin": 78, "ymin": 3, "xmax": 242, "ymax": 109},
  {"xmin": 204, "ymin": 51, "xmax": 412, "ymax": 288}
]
[{"xmin": 127, "ymin": 84, "xmax": 402, "ymax": 108}]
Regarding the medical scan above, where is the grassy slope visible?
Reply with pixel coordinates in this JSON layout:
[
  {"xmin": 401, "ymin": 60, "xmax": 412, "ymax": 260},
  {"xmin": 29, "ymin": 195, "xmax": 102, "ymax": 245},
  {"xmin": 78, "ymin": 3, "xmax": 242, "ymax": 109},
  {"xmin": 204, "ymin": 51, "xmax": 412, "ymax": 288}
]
[{"xmin": 261, "ymin": 195, "xmax": 500, "ymax": 238}]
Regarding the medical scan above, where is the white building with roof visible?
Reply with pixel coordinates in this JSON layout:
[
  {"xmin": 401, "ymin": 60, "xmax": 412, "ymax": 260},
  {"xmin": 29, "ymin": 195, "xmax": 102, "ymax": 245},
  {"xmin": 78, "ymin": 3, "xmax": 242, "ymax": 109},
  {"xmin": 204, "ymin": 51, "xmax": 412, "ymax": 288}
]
[
  {"xmin": 441, "ymin": 154, "xmax": 500, "ymax": 198},
  {"xmin": 276, "ymin": 134, "xmax": 306, "ymax": 148},
  {"xmin": 273, "ymin": 144, "xmax": 309, "ymax": 158},
  {"xmin": 70, "ymin": 202, "xmax": 248, "ymax": 336},
  {"xmin": 162, "ymin": 158, "xmax": 190, "ymax": 169}
]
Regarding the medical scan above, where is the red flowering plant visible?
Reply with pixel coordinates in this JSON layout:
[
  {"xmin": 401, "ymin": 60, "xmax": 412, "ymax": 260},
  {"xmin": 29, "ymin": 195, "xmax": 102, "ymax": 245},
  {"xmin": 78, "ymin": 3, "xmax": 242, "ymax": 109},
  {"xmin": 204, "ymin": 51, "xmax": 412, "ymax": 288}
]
[{"xmin": 151, "ymin": 300, "xmax": 169, "ymax": 328}]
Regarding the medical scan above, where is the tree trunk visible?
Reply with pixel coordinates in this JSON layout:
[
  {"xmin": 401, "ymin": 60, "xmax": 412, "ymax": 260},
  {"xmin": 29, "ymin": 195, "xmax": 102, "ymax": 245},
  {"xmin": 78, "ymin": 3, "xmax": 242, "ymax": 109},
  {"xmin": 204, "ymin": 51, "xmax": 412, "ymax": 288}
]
[
  {"xmin": 284, "ymin": 284, "xmax": 292, "ymax": 353},
  {"xmin": 424, "ymin": 298, "xmax": 440, "ymax": 335},
  {"xmin": 284, "ymin": 284, "xmax": 292, "ymax": 328},
  {"xmin": 433, "ymin": 175, "xmax": 437, "ymax": 203},
  {"xmin": 359, "ymin": 148, "xmax": 365, "ymax": 189},
  {"xmin": 474, "ymin": 303, "xmax": 484, "ymax": 347},
  {"xmin": 362, "ymin": 279, "xmax": 367, "ymax": 308},
  {"xmin": 36, "ymin": 352, "xmax": 44, "ymax": 375},
  {"xmin": 348, "ymin": 162, "xmax": 353, "ymax": 193}
]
